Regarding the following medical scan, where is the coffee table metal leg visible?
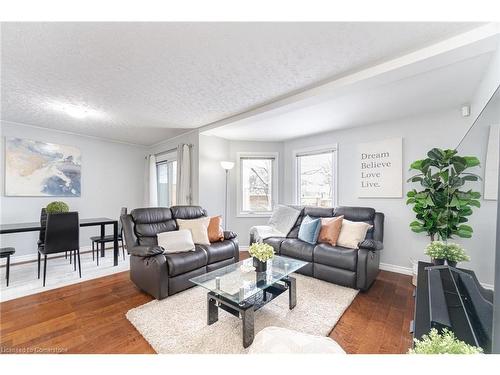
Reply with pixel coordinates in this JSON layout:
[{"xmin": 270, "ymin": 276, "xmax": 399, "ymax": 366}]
[
  {"xmin": 288, "ymin": 276, "xmax": 297, "ymax": 310},
  {"xmin": 242, "ymin": 307, "xmax": 254, "ymax": 348},
  {"xmin": 207, "ymin": 294, "xmax": 218, "ymax": 325}
]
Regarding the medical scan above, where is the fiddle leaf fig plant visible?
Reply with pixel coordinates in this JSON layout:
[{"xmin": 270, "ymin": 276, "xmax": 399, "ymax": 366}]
[{"xmin": 406, "ymin": 148, "xmax": 481, "ymax": 241}]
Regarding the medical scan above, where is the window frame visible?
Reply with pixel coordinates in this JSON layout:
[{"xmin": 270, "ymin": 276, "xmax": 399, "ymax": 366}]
[
  {"xmin": 293, "ymin": 144, "xmax": 338, "ymax": 208},
  {"xmin": 236, "ymin": 151, "xmax": 279, "ymax": 218},
  {"xmin": 156, "ymin": 151, "xmax": 177, "ymax": 207}
]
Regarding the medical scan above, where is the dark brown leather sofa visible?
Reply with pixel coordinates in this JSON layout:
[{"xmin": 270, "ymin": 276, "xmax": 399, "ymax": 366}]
[
  {"xmin": 121, "ymin": 206, "xmax": 239, "ymax": 300},
  {"xmin": 251, "ymin": 206, "xmax": 384, "ymax": 291}
]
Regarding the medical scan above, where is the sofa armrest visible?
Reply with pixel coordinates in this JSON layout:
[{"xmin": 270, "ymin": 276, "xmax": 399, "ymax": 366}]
[
  {"xmin": 358, "ymin": 239, "xmax": 383, "ymax": 251},
  {"xmin": 129, "ymin": 245, "xmax": 164, "ymax": 257},
  {"xmin": 130, "ymin": 253, "xmax": 168, "ymax": 299},
  {"xmin": 224, "ymin": 231, "xmax": 237, "ymax": 240}
]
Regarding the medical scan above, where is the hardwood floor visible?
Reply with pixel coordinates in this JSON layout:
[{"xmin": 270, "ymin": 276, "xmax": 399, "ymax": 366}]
[{"xmin": 0, "ymin": 255, "xmax": 414, "ymax": 354}]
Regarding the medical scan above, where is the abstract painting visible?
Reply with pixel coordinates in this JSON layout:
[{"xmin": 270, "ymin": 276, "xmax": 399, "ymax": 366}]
[{"xmin": 5, "ymin": 137, "xmax": 81, "ymax": 197}]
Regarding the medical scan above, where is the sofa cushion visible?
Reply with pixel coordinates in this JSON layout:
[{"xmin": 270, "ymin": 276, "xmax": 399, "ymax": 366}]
[
  {"xmin": 313, "ymin": 243, "xmax": 358, "ymax": 271},
  {"xmin": 263, "ymin": 237, "xmax": 287, "ymax": 255},
  {"xmin": 280, "ymin": 239, "xmax": 314, "ymax": 262},
  {"xmin": 177, "ymin": 217, "xmax": 211, "ymax": 245},
  {"xmin": 318, "ymin": 216, "xmax": 343, "ymax": 246},
  {"xmin": 170, "ymin": 205, "xmax": 207, "ymax": 220},
  {"xmin": 337, "ymin": 219, "xmax": 372, "ymax": 249},
  {"xmin": 198, "ymin": 240, "xmax": 236, "ymax": 264},
  {"xmin": 208, "ymin": 216, "xmax": 224, "ymax": 242},
  {"xmin": 165, "ymin": 245, "xmax": 208, "ymax": 277},
  {"xmin": 131, "ymin": 208, "xmax": 177, "ymax": 246},
  {"xmin": 298, "ymin": 215, "xmax": 321, "ymax": 245},
  {"xmin": 303, "ymin": 206, "xmax": 334, "ymax": 218},
  {"xmin": 334, "ymin": 206, "xmax": 375, "ymax": 222}
]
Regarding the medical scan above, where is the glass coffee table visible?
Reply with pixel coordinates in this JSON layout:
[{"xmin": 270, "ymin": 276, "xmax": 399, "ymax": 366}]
[{"xmin": 190, "ymin": 255, "xmax": 307, "ymax": 348}]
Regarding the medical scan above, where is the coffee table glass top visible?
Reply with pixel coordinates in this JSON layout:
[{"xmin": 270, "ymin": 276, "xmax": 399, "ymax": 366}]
[{"xmin": 190, "ymin": 255, "xmax": 307, "ymax": 304}]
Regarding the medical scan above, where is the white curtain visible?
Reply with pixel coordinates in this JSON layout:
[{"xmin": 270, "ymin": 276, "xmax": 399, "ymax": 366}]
[
  {"xmin": 147, "ymin": 154, "xmax": 158, "ymax": 207},
  {"xmin": 176, "ymin": 144, "xmax": 192, "ymax": 205}
]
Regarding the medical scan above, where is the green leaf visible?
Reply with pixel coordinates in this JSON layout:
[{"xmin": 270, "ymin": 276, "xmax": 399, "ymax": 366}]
[
  {"xmin": 410, "ymin": 160, "xmax": 424, "ymax": 171},
  {"xmin": 469, "ymin": 200, "xmax": 481, "ymax": 208},
  {"xmin": 464, "ymin": 156, "xmax": 480, "ymax": 168},
  {"xmin": 427, "ymin": 148, "xmax": 445, "ymax": 161}
]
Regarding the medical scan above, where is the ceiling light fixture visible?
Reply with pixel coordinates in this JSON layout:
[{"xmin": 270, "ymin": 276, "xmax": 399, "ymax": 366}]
[{"xmin": 46, "ymin": 101, "xmax": 107, "ymax": 120}]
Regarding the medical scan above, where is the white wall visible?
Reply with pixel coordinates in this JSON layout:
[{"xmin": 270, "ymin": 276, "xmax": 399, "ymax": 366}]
[
  {"xmin": 0, "ymin": 121, "xmax": 147, "ymax": 259},
  {"xmin": 282, "ymin": 108, "xmax": 497, "ymax": 285},
  {"xmin": 198, "ymin": 134, "xmax": 229, "ymax": 221}
]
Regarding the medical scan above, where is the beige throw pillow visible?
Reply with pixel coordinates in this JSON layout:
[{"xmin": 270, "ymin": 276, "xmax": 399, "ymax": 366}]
[
  {"xmin": 157, "ymin": 229, "xmax": 195, "ymax": 253},
  {"xmin": 337, "ymin": 219, "xmax": 373, "ymax": 249},
  {"xmin": 176, "ymin": 217, "xmax": 211, "ymax": 245}
]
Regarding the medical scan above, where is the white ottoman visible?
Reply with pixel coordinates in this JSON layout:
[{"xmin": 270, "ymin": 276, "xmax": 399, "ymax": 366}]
[{"xmin": 248, "ymin": 326, "xmax": 346, "ymax": 354}]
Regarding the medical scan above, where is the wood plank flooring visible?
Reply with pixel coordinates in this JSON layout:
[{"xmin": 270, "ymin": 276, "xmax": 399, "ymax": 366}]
[{"xmin": 0, "ymin": 254, "xmax": 414, "ymax": 354}]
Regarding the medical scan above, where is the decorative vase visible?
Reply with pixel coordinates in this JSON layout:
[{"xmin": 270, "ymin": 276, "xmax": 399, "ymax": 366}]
[
  {"xmin": 253, "ymin": 257, "xmax": 267, "ymax": 272},
  {"xmin": 256, "ymin": 272, "xmax": 266, "ymax": 288},
  {"xmin": 446, "ymin": 260, "xmax": 457, "ymax": 268},
  {"xmin": 432, "ymin": 258, "xmax": 445, "ymax": 266}
]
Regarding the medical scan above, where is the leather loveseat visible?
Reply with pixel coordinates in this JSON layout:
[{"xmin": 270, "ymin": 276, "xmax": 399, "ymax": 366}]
[
  {"xmin": 121, "ymin": 206, "xmax": 239, "ymax": 299},
  {"xmin": 251, "ymin": 206, "xmax": 384, "ymax": 291}
]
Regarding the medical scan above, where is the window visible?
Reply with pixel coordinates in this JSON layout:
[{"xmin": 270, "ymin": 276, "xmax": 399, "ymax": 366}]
[
  {"xmin": 156, "ymin": 156, "xmax": 177, "ymax": 207},
  {"xmin": 237, "ymin": 153, "xmax": 278, "ymax": 216},
  {"xmin": 296, "ymin": 148, "xmax": 336, "ymax": 207}
]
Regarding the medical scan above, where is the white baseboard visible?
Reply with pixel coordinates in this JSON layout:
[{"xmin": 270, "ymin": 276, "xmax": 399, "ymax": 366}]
[{"xmin": 380, "ymin": 262, "xmax": 413, "ymax": 276}]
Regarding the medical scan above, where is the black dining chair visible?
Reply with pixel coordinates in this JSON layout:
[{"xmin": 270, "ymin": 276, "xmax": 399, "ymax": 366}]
[
  {"xmin": 38, "ymin": 208, "xmax": 74, "ymax": 264},
  {"xmin": 38, "ymin": 211, "xmax": 80, "ymax": 287},
  {"xmin": 90, "ymin": 207, "xmax": 127, "ymax": 265}
]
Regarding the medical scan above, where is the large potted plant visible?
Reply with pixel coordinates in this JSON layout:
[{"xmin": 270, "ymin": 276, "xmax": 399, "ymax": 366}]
[{"xmin": 406, "ymin": 148, "xmax": 481, "ymax": 241}]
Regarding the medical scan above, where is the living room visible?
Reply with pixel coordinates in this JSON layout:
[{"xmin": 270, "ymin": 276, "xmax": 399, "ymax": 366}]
[{"xmin": 1, "ymin": 1, "xmax": 500, "ymax": 373}]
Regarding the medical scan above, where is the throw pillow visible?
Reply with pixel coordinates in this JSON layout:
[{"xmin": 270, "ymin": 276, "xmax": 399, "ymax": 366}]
[
  {"xmin": 157, "ymin": 229, "xmax": 195, "ymax": 253},
  {"xmin": 298, "ymin": 215, "xmax": 321, "ymax": 245},
  {"xmin": 268, "ymin": 205, "xmax": 301, "ymax": 236},
  {"xmin": 337, "ymin": 219, "xmax": 373, "ymax": 249},
  {"xmin": 208, "ymin": 215, "xmax": 224, "ymax": 242},
  {"xmin": 318, "ymin": 215, "xmax": 344, "ymax": 246},
  {"xmin": 176, "ymin": 217, "xmax": 211, "ymax": 245}
]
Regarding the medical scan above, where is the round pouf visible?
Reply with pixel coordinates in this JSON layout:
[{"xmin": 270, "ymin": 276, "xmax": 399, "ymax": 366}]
[{"xmin": 248, "ymin": 326, "xmax": 346, "ymax": 354}]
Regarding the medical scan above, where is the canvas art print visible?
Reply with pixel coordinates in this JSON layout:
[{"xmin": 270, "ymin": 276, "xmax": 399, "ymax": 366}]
[{"xmin": 5, "ymin": 137, "xmax": 81, "ymax": 196}]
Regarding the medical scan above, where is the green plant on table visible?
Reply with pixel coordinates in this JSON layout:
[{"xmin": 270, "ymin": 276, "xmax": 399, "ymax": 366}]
[
  {"xmin": 424, "ymin": 241, "xmax": 447, "ymax": 260},
  {"xmin": 46, "ymin": 201, "xmax": 69, "ymax": 214},
  {"xmin": 424, "ymin": 241, "xmax": 470, "ymax": 263},
  {"xmin": 409, "ymin": 328, "xmax": 482, "ymax": 354},
  {"xmin": 249, "ymin": 242, "xmax": 274, "ymax": 262},
  {"xmin": 406, "ymin": 148, "xmax": 481, "ymax": 241},
  {"xmin": 445, "ymin": 242, "xmax": 470, "ymax": 262}
]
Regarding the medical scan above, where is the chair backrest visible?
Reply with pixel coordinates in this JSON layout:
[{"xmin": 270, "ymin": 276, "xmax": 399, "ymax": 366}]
[
  {"xmin": 43, "ymin": 212, "xmax": 80, "ymax": 254},
  {"xmin": 39, "ymin": 208, "xmax": 47, "ymax": 243},
  {"xmin": 118, "ymin": 207, "xmax": 127, "ymax": 235}
]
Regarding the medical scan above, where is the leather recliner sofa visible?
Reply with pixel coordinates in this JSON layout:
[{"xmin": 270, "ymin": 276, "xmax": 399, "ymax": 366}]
[
  {"xmin": 121, "ymin": 205, "xmax": 239, "ymax": 300},
  {"xmin": 251, "ymin": 206, "xmax": 384, "ymax": 291}
]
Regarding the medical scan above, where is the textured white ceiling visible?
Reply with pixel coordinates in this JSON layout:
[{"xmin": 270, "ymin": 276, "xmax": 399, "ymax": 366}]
[
  {"xmin": 203, "ymin": 52, "xmax": 494, "ymax": 141},
  {"xmin": 1, "ymin": 22, "xmax": 482, "ymax": 145}
]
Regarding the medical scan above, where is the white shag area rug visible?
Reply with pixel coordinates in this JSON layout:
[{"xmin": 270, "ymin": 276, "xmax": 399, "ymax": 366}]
[{"xmin": 126, "ymin": 274, "xmax": 358, "ymax": 354}]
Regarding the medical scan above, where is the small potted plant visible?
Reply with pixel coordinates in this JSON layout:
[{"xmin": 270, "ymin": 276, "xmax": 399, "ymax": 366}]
[
  {"xmin": 425, "ymin": 241, "xmax": 447, "ymax": 266},
  {"xmin": 409, "ymin": 328, "xmax": 483, "ymax": 354},
  {"xmin": 444, "ymin": 243, "xmax": 470, "ymax": 267},
  {"xmin": 46, "ymin": 201, "xmax": 70, "ymax": 214},
  {"xmin": 248, "ymin": 242, "xmax": 274, "ymax": 272}
]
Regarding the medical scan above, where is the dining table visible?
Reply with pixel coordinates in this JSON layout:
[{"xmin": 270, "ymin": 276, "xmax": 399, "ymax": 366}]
[{"xmin": 0, "ymin": 217, "xmax": 120, "ymax": 266}]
